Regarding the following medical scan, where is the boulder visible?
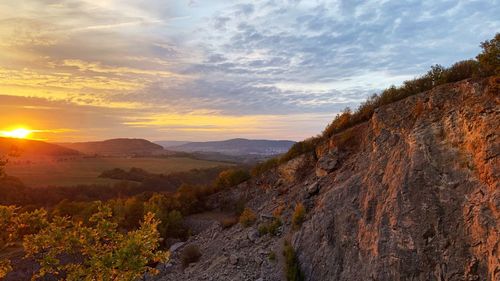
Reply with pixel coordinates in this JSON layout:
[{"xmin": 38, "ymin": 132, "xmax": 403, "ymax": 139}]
[
  {"xmin": 315, "ymin": 148, "xmax": 340, "ymax": 177},
  {"xmin": 306, "ymin": 181, "xmax": 320, "ymax": 196}
]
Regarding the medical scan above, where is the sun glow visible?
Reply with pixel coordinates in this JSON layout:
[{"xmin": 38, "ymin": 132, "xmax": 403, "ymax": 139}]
[{"xmin": 1, "ymin": 128, "xmax": 33, "ymax": 139}]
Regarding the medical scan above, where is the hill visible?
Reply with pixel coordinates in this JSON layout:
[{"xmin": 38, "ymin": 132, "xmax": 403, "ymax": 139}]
[
  {"xmin": 165, "ymin": 138, "xmax": 296, "ymax": 156},
  {"xmin": 150, "ymin": 78, "xmax": 499, "ymax": 280},
  {"xmin": 59, "ymin": 138, "xmax": 164, "ymax": 156},
  {"xmin": 155, "ymin": 141, "xmax": 190, "ymax": 148},
  {"xmin": 0, "ymin": 137, "xmax": 80, "ymax": 158}
]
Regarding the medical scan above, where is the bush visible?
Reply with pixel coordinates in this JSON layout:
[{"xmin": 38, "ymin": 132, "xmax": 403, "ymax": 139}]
[
  {"xmin": 279, "ymin": 136, "xmax": 321, "ymax": 164},
  {"xmin": 444, "ymin": 60, "xmax": 480, "ymax": 82},
  {"xmin": 251, "ymin": 136, "xmax": 321, "ymax": 176},
  {"xmin": 269, "ymin": 251, "xmax": 276, "ymax": 262},
  {"xmin": 239, "ymin": 207, "xmax": 257, "ymax": 227},
  {"xmin": 292, "ymin": 203, "xmax": 306, "ymax": 230},
  {"xmin": 251, "ymin": 157, "xmax": 279, "ymax": 177},
  {"xmin": 23, "ymin": 206, "xmax": 168, "ymax": 280},
  {"xmin": 181, "ymin": 244, "xmax": 201, "ymax": 268},
  {"xmin": 214, "ymin": 169, "xmax": 251, "ymax": 190},
  {"xmin": 272, "ymin": 204, "xmax": 285, "ymax": 217},
  {"xmin": 283, "ymin": 240, "xmax": 304, "ymax": 281},
  {"xmin": 267, "ymin": 218, "xmax": 283, "ymax": 236},
  {"xmin": 258, "ymin": 218, "xmax": 282, "ymax": 236},
  {"xmin": 477, "ymin": 33, "xmax": 500, "ymax": 75},
  {"xmin": 221, "ymin": 217, "xmax": 238, "ymax": 229}
]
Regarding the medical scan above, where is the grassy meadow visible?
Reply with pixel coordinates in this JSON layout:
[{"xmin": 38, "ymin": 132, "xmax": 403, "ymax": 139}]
[{"xmin": 6, "ymin": 156, "xmax": 231, "ymax": 187}]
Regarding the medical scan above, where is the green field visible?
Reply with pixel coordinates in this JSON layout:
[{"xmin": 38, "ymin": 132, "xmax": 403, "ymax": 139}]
[{"xmin": 6, "ymin": 157, "xmax": 231, "ymax": 187}]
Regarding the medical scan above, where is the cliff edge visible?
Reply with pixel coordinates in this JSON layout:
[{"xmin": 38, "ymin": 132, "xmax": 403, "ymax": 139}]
[{"xmin": 153, "ymin": 77, "xmax": 499, "ymax": 281}]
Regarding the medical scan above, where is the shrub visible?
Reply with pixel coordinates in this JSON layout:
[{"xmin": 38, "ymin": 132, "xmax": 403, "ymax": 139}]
[
  {"xmin": 283, "ymin": 240, "xmax": 304, "ymax": 281},
  {"xmin": 444, "ymin": 60, "xmax": 480, "ymax": 82},
  {"xmin": 279, "ymin": 136, "xmax": 321, "ymax": 164},
  {"xmin": 272, "ymin": 204, "xmax": 285, "ymax": 217},
  {"xmin": 251, "ymin": 136, "xmax": 321, "ymax": 177},
  {"xmin": 239, "ymin": 207, "xmax": 257, "ymax": 227},
  {"xmin": 477, "ymin": 33, "xmax": 500, "ymax": 75},
  {"xmin": 214, "ymin": 169, "xmax": 251, "ymax": 190},
  {"xmin": 292, "ymin": 203, "xmax": 306, "ymax": 230},
  {"xmin": 251, "ymin": 157, "xmax": 279, "ymax": 177},
  {"xmin": 23, "ymin": 206, "xmax": 168, "ymax": 280},
  {"xmin": 414, "ymin": 99, "xmax": 425, "ymax": 117},
  {"xmin": 181, "ymin": 244, "xmax": 201, "ymax": 268},
  {"xmin": 258, "ymin": 223, "xmax": 269, "ymax": 236},
  {"xmin": 221, "ymin": 217, "xmax": 238, "ymax": 229},
  {"xmin": 269, "ymin": 251, "xmax": 276, "ymax": 262},
  {"xmin": 267, "ymin": 218, "xmax": 282, "ymax": 236},
  {"xmin": 259, "ymin": 218, "xmax": 283, "ymax": 236},
  {"xmin": 333, "ymin": 128, "xmax": 357, "ymax": 150}
]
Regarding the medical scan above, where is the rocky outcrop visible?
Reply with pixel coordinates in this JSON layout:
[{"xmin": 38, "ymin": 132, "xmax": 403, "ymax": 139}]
[{"xmin": 153, "ymin": 77, "xmax": 499, "ymax": 281}]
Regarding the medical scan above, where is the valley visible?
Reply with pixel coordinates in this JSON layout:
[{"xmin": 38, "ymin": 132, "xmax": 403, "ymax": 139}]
[{"xmin": 5, "ymin": 156, "xmax": 231, "ymax": 187}]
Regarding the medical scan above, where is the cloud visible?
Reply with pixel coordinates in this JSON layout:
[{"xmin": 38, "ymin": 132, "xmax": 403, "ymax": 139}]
[{"xmin": 0, "ymin": 0, "xmax": 498, "ymax": 141}]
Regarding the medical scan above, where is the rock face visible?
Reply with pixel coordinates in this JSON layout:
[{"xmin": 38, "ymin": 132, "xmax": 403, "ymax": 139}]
[{"xmin": 153, "ymin": 78, "xmax": 499, "ymax": 281}]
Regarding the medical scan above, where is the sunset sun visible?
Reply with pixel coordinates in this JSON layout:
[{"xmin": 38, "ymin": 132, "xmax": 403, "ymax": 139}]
[{"xmin": 1, "ymin": 128, "xmax": 33, "ymax": 139}]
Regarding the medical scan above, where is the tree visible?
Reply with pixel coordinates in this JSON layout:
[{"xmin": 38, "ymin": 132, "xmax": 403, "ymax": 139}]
[
  {"xmin": 23, "ymin": 205, "xmax": 168, "ymax": 281},
  {"xmin": 427, "ymin": 64, "xmax": 446, "ymax": 86},
  {"xmin": 0, "ymin": 205, "xmax": 16, "ymax": 279},
  {"xmin": 0, "ymin": 156, "xmax": 7, "ymax": 178},
  {"xmin": 0, "ymin": 206, "xmax": 48, "ymax": 279},
  {"xmin": 477, "ymin": 33, "xmax": 500, "ymax": 75},
  {"xmin": 214, "ymin": 169, "xmax": 251, "ymax": 190}
]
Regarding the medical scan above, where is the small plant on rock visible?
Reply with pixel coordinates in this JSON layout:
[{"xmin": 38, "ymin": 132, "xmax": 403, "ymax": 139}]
[
  {"xmin": 239, "ymin": 207, "xmax": 257, "ymax": 227},
  {"xmin": 269, "ymin": 251, "xmax": 276, "ymax": 262},
  {"xmin": 221, "ymin": 217, "xmax": 238, "ymax": 229},
  {"xmin": 292, "ymin": 203, "xmax": 306, "ymax": 230},
  {"xmin": 283, "ymin": 240, "xmax": 304, "ymax": 281}
]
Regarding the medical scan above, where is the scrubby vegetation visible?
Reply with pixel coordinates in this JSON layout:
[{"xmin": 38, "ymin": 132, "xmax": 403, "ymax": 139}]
[
  {"xmin": 181, "ymin": 244, "xmax": 202, "ymax": 268},
  {"xmin": 239, "ymin": 207, "xmax": 257, "ymax": 227},
  {"xmin": 268, "ymin": 251, "xmax": 276, "ymax": 262},
  {"xmin": 213, "ymin": 168, "xmax": 251, "ymax": 190},
  {"xmin": 0, "ymin": 152, "xmax": 255, "ymax": 278},
  {"xmin": 258, "ymin": 217, "xmax": 282, "ymax": 236},
  {"xmin": 221, "ymin": 217, "xmax": 239, "ymax": 229},
  {"xmin": 292, "ymin": 203, "xmax": 306, "ymax": 230},
  {"xmin": 252, "ymin": 33, "xmax": 500, "ymax": 175},
  {"xmin": 0, "ymin": 204, "xmax": 167, "ymax": 280},
  {"xmin": 283, "ymin": 240, "xmax": 304, "ymax": 281}
]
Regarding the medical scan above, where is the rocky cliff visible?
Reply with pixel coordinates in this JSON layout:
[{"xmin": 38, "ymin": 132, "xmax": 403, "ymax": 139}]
[{"xmin": 152, "ymin": 77, "xmax": 499, "ymax": 281}]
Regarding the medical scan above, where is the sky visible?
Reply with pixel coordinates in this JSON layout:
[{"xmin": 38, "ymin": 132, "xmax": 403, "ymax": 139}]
[{"xmin": 0, "ymin": 0, "xmax": 498, "ymax": 142}]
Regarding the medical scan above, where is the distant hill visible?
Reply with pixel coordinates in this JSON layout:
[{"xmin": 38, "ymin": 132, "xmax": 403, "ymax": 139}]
[
  {"xmin": 59, "ymin": 138, "xmax": 164, "ymax": 156},
  {"xmin": 166, "ymin": 138, "xmax": 296, "ymax": 156},
  {"xmin": 155, "ymin": 140, "xmax": 190, "ymax": 148},
  {"xmin": 0, "ymin": 137, "xmax": 80, "ymax": 157}
]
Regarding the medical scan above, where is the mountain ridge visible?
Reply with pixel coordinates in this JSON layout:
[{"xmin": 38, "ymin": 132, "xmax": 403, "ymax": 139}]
[
  {"xmin": 58, "ymin": 138, "xmax": 164, "ymax": 156},
  {"xmin": 164, "ymin": 138, "xmax": 296, "ymax": 156}
]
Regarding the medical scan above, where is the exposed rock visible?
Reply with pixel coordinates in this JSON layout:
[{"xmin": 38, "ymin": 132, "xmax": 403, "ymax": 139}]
[
  {"xmin": 151, "ymin": 78, "xmax": 499, "ymax": 281},
  {"xmin": 315, "ymin": 148, "xmax": 340, "ymax": 177},
  {"xmin": 278, "ymin": 153, "xmax": 315, "ymax": 183},
  {"xmin": 168, "ymin": 242, "xmax": 185, "ymax": 254},
  {"xmin": 247, "ymin": 229, "xmax": 259, "ymax": 242},
  {"xmin": 306, "ymin": 181, "xmax": 320, "ymax": 197},
  {"xmin": 229, "ymin": 254, "xmax": 239, "ymax": 265}
]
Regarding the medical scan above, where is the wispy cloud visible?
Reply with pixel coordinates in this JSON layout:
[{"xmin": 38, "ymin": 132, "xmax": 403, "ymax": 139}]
[{"xmin": 0, "ymin": 0, "xmax": 498, "ymax": 141}]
